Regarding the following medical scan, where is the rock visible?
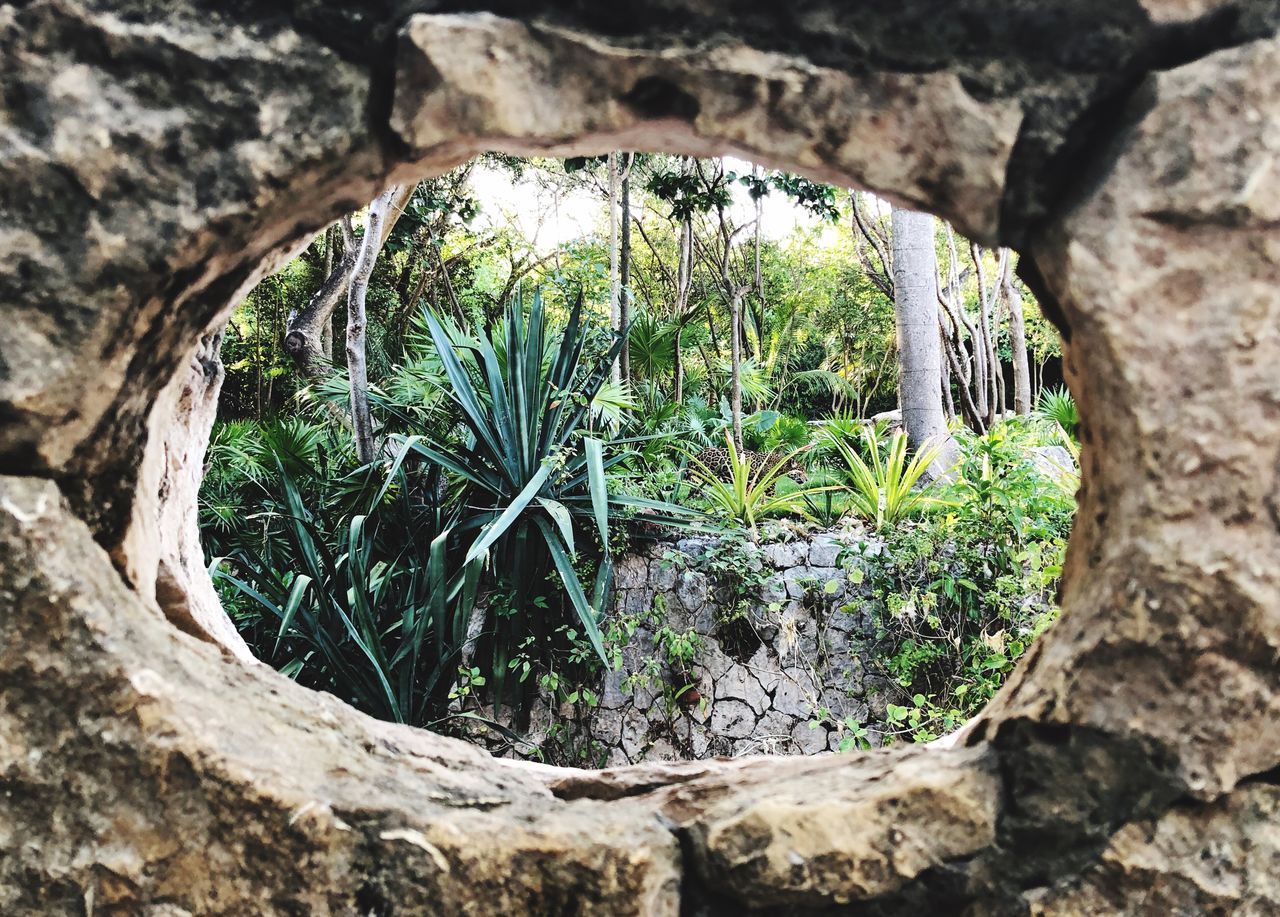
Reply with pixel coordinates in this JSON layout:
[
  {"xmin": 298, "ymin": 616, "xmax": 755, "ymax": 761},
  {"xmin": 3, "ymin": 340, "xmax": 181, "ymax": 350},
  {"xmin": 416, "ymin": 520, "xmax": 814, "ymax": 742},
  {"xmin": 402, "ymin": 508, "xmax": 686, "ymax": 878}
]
[
  {"xmin": 714, "ymin": 665, "xmax": 768, "ymax": 715},
  {"xmin": 759, "ymin": 574, "xmax": 787, "ymax": 605},
  {"xmin": 620, "ymin": 706, "xmax": 650, "ymax": 760},
  {"xmin": 600, "ymin": 670, "xmax": 628, "ymax": 710},
  {"xmin": 646, "ymin": 738, "xmax": 679, "ymax": 762},
  {"xmin": 615, "ymin": 555, "xmax": 649, "ymax": 589},
  {"xmin": 592, "ymin": 707, "xmax": 625, "ymax": 745},
  {"xmin": 772, "ymin": 671, "xmax": 818, "ymax": 720},
  {"xmin": 807, "ymin": 567, "xmax": 841, "ymax": 597},
  {"xmin": 709, "ymin": 699, "xmax": 756, "ymax": 740},
  {"xmin": 763, "ymin": 541, "xmax": 807, "ymax": 568},
  {"xmin": 649, "ymin": 558, "xmax": 677, "ymax": 591},
  {"xmin": 807, "ymin": 535, "xmax": 842, "ymax": 568},
  {"xmin": 782, "ymin": 567, "xmax": 813, "ymax": 599},
  {"xmin": 4, "ymin": 2, "xmax": 1278, "ymax": 912},
  {"xmin": 623, "ymin": 589, "xmax": 654, "ymax": 616},
  {"xmin": 790, "ymin": 720, "xmax": 830, "ymax": 755},
  {"xmin": 1030, "ymin": 444, "xmax": 1077, "ymax": 483},
  {"xmin": 747, "ymin": 646, "xmax": 781, "ymax": 694},
  {"xmin": 674, "ymin": 570, "xmax": 709, "ymax": 612}
]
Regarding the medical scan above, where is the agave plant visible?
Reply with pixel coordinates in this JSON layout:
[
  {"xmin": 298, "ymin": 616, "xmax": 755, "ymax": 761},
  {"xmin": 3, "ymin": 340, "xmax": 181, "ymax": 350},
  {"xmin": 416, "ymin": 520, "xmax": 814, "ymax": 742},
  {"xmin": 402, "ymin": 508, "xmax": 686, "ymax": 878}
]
[
  {"xmin": 687, "ymin": 433, "xmax": 834, "ymax": 534},
  {"xmin": 402, "ymin": 291, "xmax": 695, "ymax": 693},
  {"xmin": 214, "ymin": 461, "xmax": 476, "ymax": 727},
  {"xmin": 831, "ymin": 427, "xmax": 951, "ymax": 530}
]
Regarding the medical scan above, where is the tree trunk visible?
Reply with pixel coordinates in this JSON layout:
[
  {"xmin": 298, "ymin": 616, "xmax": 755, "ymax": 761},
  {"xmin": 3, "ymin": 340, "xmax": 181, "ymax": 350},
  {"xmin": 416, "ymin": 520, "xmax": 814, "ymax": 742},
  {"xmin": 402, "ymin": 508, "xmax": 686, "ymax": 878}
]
[
  {"xmin": 673, "ymin": 181, "xmax": 693, "ymax": 404},
  {"xmin": 607, "ymin": 152, "xmax": 621, "ymax": 385},
  {"xmin": 285, "ymin": 217, "xmax": 356, "ymax": 377},
  {"xmin": 673, "ymin": 325, "xmax": 684, "ymax": 403},
  {"xmin": 891, "ymin": 207, "xmax": 955, "ymax": 472},
  {"xmin": 1004, "ymin": 253, "xmax": 1033, "ymax": 414},
  {"xmin": 730, "ymin": 288, "xmax": 744, "ymax": 451},
  {"xmin": 619, "ymin": 153, "xmax": 633, "ymax": 384},
  {"xmin": 347, "ymin": 186, "xmax": 400, "ymax": 465}
]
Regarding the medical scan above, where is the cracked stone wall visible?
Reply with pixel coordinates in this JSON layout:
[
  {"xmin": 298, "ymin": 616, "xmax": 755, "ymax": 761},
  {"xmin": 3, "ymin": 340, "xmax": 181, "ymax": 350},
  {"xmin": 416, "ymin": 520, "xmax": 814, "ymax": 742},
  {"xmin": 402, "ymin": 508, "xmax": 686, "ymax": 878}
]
[{"xmin": 528, "ymin": 531, "xmax": 901, "ymax": 766}]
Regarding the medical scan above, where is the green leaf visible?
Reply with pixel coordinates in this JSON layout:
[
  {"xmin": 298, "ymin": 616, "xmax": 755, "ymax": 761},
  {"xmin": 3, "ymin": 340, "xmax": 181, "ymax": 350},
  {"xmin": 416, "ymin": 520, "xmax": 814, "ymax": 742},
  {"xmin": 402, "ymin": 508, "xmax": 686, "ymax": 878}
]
[
  {"xmin": 465, "ymin": 461, "xmax": 554, "ymax": 564},
  {"xmin": 273, "ymin": 574, "xmax": 312, "ymax": 654},
  {"xmin": 537, "ymin": 497, "xmax": 576, "ymax": 557},
  {"xmin": 585, "ymin": 436, "xmax": 609, "ymax": 548},
  {"xmin": 536, "ymin": 517, "xmax": 608, "ymax": 664}
]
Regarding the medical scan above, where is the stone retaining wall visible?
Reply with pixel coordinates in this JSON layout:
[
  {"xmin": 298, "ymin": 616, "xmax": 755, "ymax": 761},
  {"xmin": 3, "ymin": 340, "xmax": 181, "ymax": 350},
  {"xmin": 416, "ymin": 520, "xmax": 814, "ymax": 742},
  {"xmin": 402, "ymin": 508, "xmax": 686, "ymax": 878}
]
[{"xmin": 524, "ymin": 526, "xmax": 905, "ymax": 766}]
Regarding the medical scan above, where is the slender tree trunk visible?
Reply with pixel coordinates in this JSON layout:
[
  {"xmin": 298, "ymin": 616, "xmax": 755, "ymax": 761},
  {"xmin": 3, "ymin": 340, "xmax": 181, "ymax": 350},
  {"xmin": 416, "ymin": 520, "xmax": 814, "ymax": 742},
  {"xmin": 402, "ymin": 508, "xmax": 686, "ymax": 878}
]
[
  {"xmin": 941, "ymin": 327, "xmax": 956, "ymax": 420},
  {"xmin": 891, "ymin": 207, "xmax": 955, "ymax": 472},
  {"xmin": 619, "ymin": 153, "xmax": 633, "ymax": 384},
  {"xmin": 673, "ymin": 325, "xmax": 684, "ymax": 403},
  {"xmin": 347, "ymin": 186, "xmax": 400, "ymax": 464},
  {"xmin": 320, "ymin": 225, "xmax": 337, "ymax": 361},
  {"xmin": 285, "ymin": 217, "xmax": 356, "ymax": 377},
  {"xmin": 674, "ymin": 185, "xmax": 693, "ymax": 404},
  {"xmin": 730, "ymin": 288, "xmax": 744, "ymax": 451},
  {"xmin": 607, "ymin": 152, "xmax": 621, "ymax": 385},
  {"xmin": 1004, "ymin": 253, "xmax": 1033, "ymax": 414}
]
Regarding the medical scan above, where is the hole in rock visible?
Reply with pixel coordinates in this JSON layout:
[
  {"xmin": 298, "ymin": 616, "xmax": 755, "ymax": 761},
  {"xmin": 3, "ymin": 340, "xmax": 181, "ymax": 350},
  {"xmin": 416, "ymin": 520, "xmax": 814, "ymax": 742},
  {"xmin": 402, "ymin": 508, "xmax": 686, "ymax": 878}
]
[{"xmin": 197, "ymin": 152, "xmax": 1075, "ymax": 768}]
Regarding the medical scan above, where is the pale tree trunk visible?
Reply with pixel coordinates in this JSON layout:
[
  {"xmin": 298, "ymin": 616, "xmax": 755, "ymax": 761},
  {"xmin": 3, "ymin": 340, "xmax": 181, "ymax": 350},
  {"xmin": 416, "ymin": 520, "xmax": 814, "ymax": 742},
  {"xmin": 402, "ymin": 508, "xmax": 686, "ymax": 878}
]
[
  {"xmin": 619, "ymin": 153, "xmax": 633, "ymax": 384},
  {"xmin": 710, "ymin": 195, "xmax": 750, "ymax": 451},
  {"xmin": 673, "ymin": 159, "xmax": 694, "ymax": 404},
  {"xmin": 347, "ymin": 186, "xmax": 401, "ymax": 465},
  {"xmin": 285, "ymin": 217, "xmax": 356, "ymax": 376},
  {"xmin": 729, "ymin": 288, "xmax": 745, "ymax": 451},
  {"xmin": 1004, "ymin": 252, "xmax": 1033, "ymax": 414},
  {"xmin": 285, "ymin": 186, "xmax": 413, "ymax": 377},
  {"xmin": 891, "ymin": 207, "xmax": 956, "ymax": 473},
  {"xmin": 319, "ymin": 225, "xmax": 336, "ymax": 360},
  {"xmin": 146, "ymin": 328, "xmax": 254, "ymax": 660},
  {"xmin": 607, "ymin": 152, "xmax": 621, "ymax": 385},
  {"xmin": 971, "ymin": 244, "xmax": 1005, "ymax": 426}
]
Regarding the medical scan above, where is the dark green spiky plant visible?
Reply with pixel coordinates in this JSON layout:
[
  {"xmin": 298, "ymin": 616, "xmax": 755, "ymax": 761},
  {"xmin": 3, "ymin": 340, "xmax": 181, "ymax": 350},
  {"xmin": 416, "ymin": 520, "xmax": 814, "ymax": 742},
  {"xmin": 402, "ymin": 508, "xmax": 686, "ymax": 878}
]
[
  {"xmin": 214, "ymin": 460, "xmax": 478, "ymax": 726},
  {"xmin": 404, "ymin": 291, "xmax": 696, "ymax": 706}
]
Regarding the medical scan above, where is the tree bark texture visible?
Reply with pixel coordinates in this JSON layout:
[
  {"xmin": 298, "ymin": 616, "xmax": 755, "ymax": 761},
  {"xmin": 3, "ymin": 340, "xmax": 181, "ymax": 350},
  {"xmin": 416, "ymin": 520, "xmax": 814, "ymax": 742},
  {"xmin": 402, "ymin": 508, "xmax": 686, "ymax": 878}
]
[
  {"xmin": 2, "ymin": 4, "xmax": 1279, "ymax": 914},
  {"xmin": 608, "ymin": 151, "xmax": 622, "ymax": 385},
  {"xmin": 285, "ymin": 217, "xmax": 357, "ymax": 377},
  {"xmin": 890, "ymin": 207, "xmax": 954, "ymax": 470},
  {"xmin": 1004, "ymin": 254, "xmax": 1033, "ymax": 414},
  {"xmin": 620, "ymin": 153, "xmax": 633, "ymax": 384},
  {"xmin": 347, "ymin": 187, "xmax": 401, "ymax": 465}
]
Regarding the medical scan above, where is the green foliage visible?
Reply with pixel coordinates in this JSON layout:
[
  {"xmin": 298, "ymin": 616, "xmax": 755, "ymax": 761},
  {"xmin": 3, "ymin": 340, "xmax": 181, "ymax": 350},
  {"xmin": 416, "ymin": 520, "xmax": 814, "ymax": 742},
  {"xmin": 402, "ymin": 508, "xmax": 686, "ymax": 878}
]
[
  {"xmin": 687, "ymin": 434, "xmax": 832, "ymax": 533},
  {"xmin": 403, "ymin": 291, "xmax": 698, "ymax": 703},
  {"xmin": 853, "ymin": 421, "xmax": 1075, "ymax": 741},
  {"xmin": 828, "ymin": 427, "xmax": 951, "ymax": 530},
  {"xmin": 213, "ymin": 461, "xmax": 475, "ymax": 726},
  {"xmin": 1036, "ymin": 385, "xmax": 1079, "ymax": 439},
  {"xmin": 200, "ymin": 156, "xmax": 1072, "ymax": 748}
]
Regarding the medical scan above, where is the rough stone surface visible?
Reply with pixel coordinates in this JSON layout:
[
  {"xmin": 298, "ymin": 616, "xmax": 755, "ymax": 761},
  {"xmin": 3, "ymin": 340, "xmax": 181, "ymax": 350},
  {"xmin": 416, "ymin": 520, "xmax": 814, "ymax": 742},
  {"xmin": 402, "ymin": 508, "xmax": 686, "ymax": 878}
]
[
  {"xmin": 542, "ymin": 533, "xmax": 893, "ymax": 766},
  {"xmin": 2, "ymin": 2, "xmax": 1280, "ymax": 913}
]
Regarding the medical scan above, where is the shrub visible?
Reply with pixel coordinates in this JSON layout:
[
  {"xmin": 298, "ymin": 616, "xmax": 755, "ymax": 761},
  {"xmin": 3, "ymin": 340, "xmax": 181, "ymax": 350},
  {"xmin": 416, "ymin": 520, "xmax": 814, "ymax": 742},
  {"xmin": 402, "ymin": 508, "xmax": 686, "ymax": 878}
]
[
  {"xmin": 854, "ymin": 421, "xmax": 1075, "ymax": 741},
  {"xmin": 829, "ymin": 426, "xmax": 952, "ymax": 530},
  {"xmin": 687, "ymin": 433, "xmax": 834, "ymax": 533}
]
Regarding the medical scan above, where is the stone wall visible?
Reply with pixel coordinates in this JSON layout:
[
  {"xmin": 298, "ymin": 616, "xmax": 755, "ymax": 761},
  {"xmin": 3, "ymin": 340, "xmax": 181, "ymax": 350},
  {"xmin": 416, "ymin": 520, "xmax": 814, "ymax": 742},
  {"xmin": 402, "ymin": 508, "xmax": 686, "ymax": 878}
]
[{"xmin": 524, "ymin": 526, "xmax": 905, "ymax": 767}]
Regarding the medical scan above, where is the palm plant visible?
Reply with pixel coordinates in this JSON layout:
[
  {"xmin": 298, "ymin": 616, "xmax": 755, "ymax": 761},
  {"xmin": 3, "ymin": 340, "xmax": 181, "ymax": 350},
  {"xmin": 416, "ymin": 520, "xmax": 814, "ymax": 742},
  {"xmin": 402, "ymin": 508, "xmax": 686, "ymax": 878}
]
[
  {"xmin": 831, "ymin": 427, "xmax": 951, "ymax": 530},
  {"xmin": 626, "ymin": 310, "xmax": 676, "ymax": 381},
  {"xmin": 403, "ymin": 291, "xmax": 695, "ymax": 694},
  {"xmin": 1036, "ymin": 386, "xmax": 1079, "ymax": 440},
  {"xmin": 687, "ymin": 433, "xmax": 834, "ymax": 534}
]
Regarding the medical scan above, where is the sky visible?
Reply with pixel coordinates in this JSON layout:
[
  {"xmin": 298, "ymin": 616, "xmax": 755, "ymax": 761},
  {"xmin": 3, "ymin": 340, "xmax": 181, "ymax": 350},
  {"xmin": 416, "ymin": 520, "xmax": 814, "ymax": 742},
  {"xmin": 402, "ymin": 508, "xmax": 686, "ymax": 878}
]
[{"xmin": 467, "ymin": 156, "xmax": 836, "ymax": 253}]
